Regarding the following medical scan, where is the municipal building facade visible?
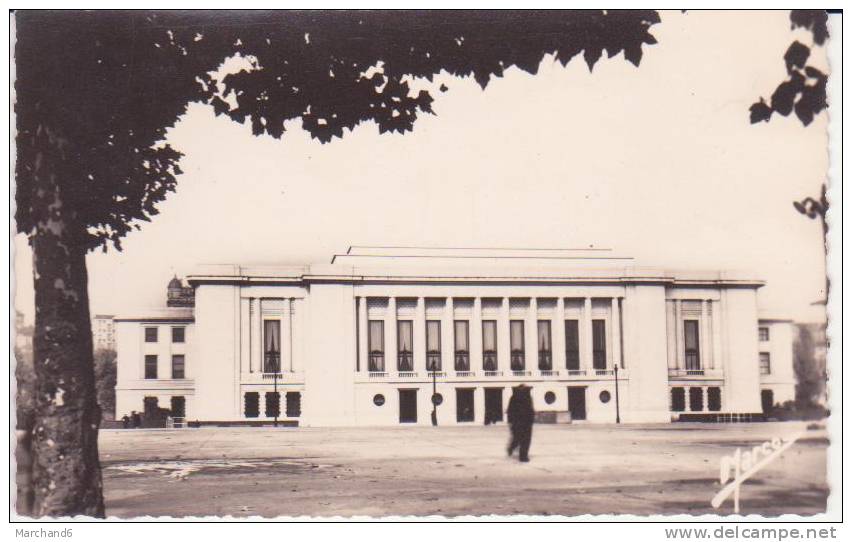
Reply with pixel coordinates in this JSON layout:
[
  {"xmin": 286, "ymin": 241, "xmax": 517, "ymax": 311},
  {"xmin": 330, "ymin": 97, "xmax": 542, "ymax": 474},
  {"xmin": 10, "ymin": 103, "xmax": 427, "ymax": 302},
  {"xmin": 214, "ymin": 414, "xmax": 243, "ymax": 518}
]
[{"xmin": 114, "ymin": 248, "xmax": 795, "ymax": 426}]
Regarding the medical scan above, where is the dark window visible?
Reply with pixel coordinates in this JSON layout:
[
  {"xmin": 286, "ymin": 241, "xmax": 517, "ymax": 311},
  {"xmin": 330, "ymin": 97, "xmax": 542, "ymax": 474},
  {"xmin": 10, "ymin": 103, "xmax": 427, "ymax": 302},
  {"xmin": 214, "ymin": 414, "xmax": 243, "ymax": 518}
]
[
  {"xmin": 397, "ymin": 320, "xmax": 413, "ymax": 371},
  {"xmin": 368, "ymin": 320, "xmax": 384, "ymax": 371},
  {"xmin": 373, "ymin": 394, "xmax": 385, "ymax": 406},
  {"xmin": 454, "ymin": 321, "xmax": 470, "ymax": 371},
  {"xmin": 689, "ymin": 387, "xmax": 704, "ymax": 412},
  {"xmin": 544, "ymin": 391, "xmax": 556, "ymax": 404},
  {"xmin": 171, "ymin": 326, "xmax": 185, "ymax": 343},
  {"xmin": 684, "ymin": 320, "xmax": 701, "ymax": 370},
  {"xmin": 759, "ymin": 353, "xmax": 771, "ymax": 375},
  {"xmin": 170, "ymin": 396, "xmax": 186, "ymax": 418},
  {"xmin": 285, "ymin": 392, "xmax": 301, "ymax": 417},
  {"xmin": 264, "ymin": 320, "xmax": 281, "ymax": 373},
  {"xmin": 761, "ymin": 389, "xmax": 774, "ymax": 413},
  {"xmin": 171, "ymin": 354, "xmax": 185, "ymax": 379},
  {"xmin": 671, "ymin": 387, "xmax": 686, "ymax": 412},
  {"xmin": 456, "ymin": 388, "xmax": 475, "ymax": 422},
  {"xmin": 265, "ymin": 392, "xmax": 281, "ymax": 417},
  {"xmin": 426, "ymin": 320, "xmax": 442, "ymax": 371},
  {"xmin": 510, "ymin": 320, "xmax": 525, "ymax": 370},
  {"xmin": 144, "ymin": 355, "xmax": 157, "ymax": 379},
  {"xmin": 565, "ymin": 320, "xmax": 580, "ymax": 370},
  {"xmin": 592, "ymin": 319, "xmax": 607, "ymax": 370},
  {"xmin": 707, "ymin": 387, "xmax": 722, "ymax": 411},
  {"xmin": 482, "ymin": 320, "xmax": 498, "ymax": 371},
  {"xmin": 244, "ymin": 392, "xmax": 260, "ymax": 418},
  {"xmin": 537, "ymin": 320, "xmax": 552, "ymax": 370},
  {"xmin": 484, "ymin": 388, "xmax": 504, "ymax": 423},
  {"xmin": 759, "ymin": 327, "xmax": 770, "ymax": 341},
  {"xmin": 144, "ymin": 327, "xmax": 158, "ymax": 343},
  {"xmin": 599, "ymin": 390, "xmax": 611, "ymax": 403}
]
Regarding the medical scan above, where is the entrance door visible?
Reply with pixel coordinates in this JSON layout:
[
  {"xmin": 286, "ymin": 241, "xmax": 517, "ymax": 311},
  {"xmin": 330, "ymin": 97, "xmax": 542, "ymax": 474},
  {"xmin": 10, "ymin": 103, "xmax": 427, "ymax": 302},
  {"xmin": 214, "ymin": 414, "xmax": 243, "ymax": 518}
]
[
  {"xmin": 399, "ymin": 389, "xmax": 418, "ymax": 423},
  {"xmin": 761, "ymin": 389, "xmax": 774, "ymax": 414},
  {"xmin": 484, "ymin": 387, "xmax": 504, "ymax": 424},
  {"xmin": 456, "ymin": 388, "xmax": 475, "ymax": 422},
  {"xmin": 567, "ymin": 386, "xmax": 587, "ymax": 421}
]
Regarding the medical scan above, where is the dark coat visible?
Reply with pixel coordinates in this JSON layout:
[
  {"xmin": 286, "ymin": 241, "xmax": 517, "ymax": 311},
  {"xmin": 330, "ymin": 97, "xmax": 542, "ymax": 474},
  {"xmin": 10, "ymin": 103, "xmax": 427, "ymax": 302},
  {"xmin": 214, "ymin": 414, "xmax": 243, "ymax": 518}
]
[{"xmin": 507, "ymin": 387, "xmax": 535, "ymax": 426}]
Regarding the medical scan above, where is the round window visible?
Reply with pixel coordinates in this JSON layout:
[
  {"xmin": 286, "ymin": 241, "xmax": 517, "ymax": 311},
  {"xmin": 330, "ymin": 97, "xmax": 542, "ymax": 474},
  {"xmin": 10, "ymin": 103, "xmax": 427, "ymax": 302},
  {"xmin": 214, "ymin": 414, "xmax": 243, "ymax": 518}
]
[
  {"xmin": 373, "ymin": 394, "xmax": 385, "ymax": 406},
  {"xmin": 599, "ymin": 390, "xmax": 611, "ymax": 404},
  {"xmin": 431, "ymin": 393, "xmax": 443, "ymax": 406},
  {"xmin": 544, "ymin": 391, "xmax": 556, "ymax": 405}
]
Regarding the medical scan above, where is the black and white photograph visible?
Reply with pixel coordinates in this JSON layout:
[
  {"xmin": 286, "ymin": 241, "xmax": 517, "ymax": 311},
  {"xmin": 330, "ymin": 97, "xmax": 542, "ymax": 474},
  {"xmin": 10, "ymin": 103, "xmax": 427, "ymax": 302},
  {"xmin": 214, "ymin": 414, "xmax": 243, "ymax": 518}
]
[{"xmin": 8, "ymin": 5, "xmax": 843, "ymax": 529}]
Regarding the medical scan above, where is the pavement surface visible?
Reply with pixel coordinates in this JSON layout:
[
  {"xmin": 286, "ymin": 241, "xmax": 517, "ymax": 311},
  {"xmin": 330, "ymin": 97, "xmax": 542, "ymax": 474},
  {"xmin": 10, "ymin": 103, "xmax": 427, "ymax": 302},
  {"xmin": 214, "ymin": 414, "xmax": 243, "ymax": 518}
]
[{"xmin": 98, "ymin": 421, "xmax": 829, "ymax": 518}]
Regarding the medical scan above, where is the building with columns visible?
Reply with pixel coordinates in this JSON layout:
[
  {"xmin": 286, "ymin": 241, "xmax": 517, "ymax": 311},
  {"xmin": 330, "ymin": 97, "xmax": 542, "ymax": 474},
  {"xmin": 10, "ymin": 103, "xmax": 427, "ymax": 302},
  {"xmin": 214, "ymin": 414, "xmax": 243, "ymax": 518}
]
[{"xmin": 114, "ymin": 247, "xmax": 795, "ymax": 426}]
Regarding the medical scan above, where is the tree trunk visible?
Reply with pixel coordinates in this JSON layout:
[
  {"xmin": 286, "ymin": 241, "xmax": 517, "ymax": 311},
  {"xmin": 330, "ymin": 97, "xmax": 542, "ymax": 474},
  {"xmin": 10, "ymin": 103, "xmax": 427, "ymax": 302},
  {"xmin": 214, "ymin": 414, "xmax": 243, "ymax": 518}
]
[{"xmin": 25, "ymin": 124, "xmax": 105, "ymax": 517}]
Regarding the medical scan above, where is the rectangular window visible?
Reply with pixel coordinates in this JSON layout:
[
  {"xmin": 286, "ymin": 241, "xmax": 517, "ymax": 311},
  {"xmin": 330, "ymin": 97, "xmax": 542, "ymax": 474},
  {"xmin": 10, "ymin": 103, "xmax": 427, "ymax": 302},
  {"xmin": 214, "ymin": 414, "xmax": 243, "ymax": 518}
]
[
  {"xmin": 454, "ymin": 320, "xmax": 470, "ymax": 371},
  {"xmin": 265, "ymin": 392, "xmax": 280, "ymax": 418},
  {"xmin": 264, "ymin": 320, "xmax": 281, "ymax": 373},
  {"xmin": 171, "ymin": 354, "xmax": 185, "ymax": 379},
  {"xmin": 684, "ymin": 320, "xmax": 700, "ymax": 370},
  {"xmin": 368, "ymin": 320, "xmax": 385, "ymax": 372},
  {"xmin": 397, "ymin": 320, "xmax": 413, "ymax": 371},
  {"xmin": 759, "ymin": 352, "xmax": 771, "ymax": 375},
  {"xmin": 759, "ymin": 327, "xmax": 770, "ymax": 341},
  {"xmin": 426, "ymin": 320, "xmax": 442, "ymax": 371},
  {"xmin": 286, "ymin": 391, "xmax": 302, "ymax": 418},
  {"xmin": 537, "ymin": 320, "xmax": 552, "ymax": 370},
  {"xmin": 171, "ymin": 326, "xmax": 185, "ymax": 343},
  {"xmin": 592, "ymin": 319, "xmax": 607, "ymax": 370},
  {"xmin": 510, "ymin": 320, "xmax": 525, "ymax": 370},
  {"xmin": 170, "ymin": 396, "xmax": 186, "ymax": 418},
  {"xmin": 482, "ymin": 320, "xmax": 498, "ymax": 371},
  {"xmin": 565, "ymin": 320, "xmax": 580, "ymax": 370},
  {"xmin": 144, "ymin": 327, "xmax": 158, "ymax": 343},
  {"xmin": 244, "ymin": 392, "xmax": 259, "ymax": 418},
  {"xmin": 144, "ymin": 355, "xmax": 158, "ymax": 379}
]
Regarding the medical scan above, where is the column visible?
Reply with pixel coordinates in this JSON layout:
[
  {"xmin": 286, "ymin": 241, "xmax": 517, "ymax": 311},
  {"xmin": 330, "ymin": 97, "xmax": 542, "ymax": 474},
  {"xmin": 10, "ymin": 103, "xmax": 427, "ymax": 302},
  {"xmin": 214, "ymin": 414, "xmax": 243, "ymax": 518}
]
[
  {"xmin": 498, "ymin": 297, "xmax": 510, "ymax": 373},
  {"xmin": 282, "ymin": 298, "xmax": 293, "ymax": 372},
  {"xmin": 675, "ymin": 299, "xmax": 684, "ymax": 369},
  {"xmin": 554, "ymin": 297, "xmax": 566, "ymax": 371},
  {"xmin": 442, "ymin": 297, "xmax": 454, "ymax": 372},
  {"xmin": 712, "ymin": 300, "xmax": 723, "ymax": 372},
  {"xmin": 471, "ymin": 297, "xmax": 483, "ymax": 373},
  {"xmin": 582, "ymin": 297, "xmax": 593, "ymax": 372},
  {"xmin": 240, "ymin": 297, "xmax": 250, "ymax": 374},
  {"xmin": 385, "ymin": 297, "xmax": 396, "ymax": 372},
  {"xmin": 525, "ymin": 298, "xmax": 537, "ymax": 372},
  {"xmin": 702, "ymin": 299, "xmax": 714, "ymax": 370},
  {"xmin": 611, "ymin": 297, "xmax": 622, "ymax": 370},
  {"xmin": 251, "ymin": 298, "xmax": 262, "ymax": 373},
  {"xmin": 414, "ymin": 297, "xmax": 426, "ymax": 374},
  {"xmin": 358, "ymin": 296, "xmax": 368, "ymax": 373}
]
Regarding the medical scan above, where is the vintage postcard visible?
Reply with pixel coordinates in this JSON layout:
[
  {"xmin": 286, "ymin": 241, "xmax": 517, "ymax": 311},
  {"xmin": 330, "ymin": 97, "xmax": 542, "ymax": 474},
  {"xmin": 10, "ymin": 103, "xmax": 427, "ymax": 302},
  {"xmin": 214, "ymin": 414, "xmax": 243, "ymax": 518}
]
[{"xmin": 9, "ymin": 7, "xmax": 841, "ymax": 530}]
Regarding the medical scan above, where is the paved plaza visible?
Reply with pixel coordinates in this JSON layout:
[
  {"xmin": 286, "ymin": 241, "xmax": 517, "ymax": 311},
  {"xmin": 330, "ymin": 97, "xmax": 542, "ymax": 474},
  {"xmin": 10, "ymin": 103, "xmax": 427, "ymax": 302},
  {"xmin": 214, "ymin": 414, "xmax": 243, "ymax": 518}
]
[{"xmin": 99, "ymin": 421, "xmax": 828, "ymax": 518}]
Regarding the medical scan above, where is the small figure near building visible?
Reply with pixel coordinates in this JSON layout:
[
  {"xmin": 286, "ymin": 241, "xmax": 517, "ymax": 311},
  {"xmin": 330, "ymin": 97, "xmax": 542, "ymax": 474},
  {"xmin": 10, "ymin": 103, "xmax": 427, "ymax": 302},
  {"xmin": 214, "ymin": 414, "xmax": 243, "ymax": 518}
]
[{"xmin": 507, "ymin": 384, "xmax": 535, "ymax": 463}]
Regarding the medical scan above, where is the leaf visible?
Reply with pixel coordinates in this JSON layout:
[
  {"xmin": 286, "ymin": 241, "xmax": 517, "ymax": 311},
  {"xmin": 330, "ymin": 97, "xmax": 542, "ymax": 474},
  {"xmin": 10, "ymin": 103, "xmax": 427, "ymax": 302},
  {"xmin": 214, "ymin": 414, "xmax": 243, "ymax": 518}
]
[
  {"xmin": 749, "ymin": 99, "xmax": 773, "ymax": 124},
  {"xmin": 783, "ymin": 41, "xmax": 810, "ymax": 74}
]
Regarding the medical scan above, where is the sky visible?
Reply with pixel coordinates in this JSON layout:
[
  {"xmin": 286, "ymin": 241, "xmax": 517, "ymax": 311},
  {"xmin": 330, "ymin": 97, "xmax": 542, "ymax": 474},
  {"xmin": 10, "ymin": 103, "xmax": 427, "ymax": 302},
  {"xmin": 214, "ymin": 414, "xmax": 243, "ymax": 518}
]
[{"xmin": 13, "ymin": 10, "xmax": 831, "ymax": 324}]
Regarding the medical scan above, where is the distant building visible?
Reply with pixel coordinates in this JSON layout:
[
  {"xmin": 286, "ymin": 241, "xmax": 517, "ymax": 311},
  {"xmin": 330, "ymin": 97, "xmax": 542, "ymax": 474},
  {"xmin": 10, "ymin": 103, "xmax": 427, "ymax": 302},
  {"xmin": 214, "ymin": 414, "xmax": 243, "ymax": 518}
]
[
  {"xmin": 167, "ymin": 276, "xmax": 195, "ymax": 308},
  {"xmin": 115, "ymin": 247, "xmax": 796, "ymax": 426},
  {"xmin": 92, "ymin": 314, "xmax": 116, "ymax": 351}
]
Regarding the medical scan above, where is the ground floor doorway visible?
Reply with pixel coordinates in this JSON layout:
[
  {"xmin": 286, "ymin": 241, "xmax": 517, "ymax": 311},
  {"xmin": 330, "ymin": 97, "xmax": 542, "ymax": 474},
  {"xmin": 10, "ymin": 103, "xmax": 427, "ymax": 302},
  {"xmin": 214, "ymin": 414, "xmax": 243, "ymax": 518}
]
[
  {"xmin": 761, "ymin": 389, "xmax": 774, "ymax": 414},
  {"xmin": 568, "ymin": 386, "xmax": 587, "ymax": 421},
  {"xmin": 456, "ymin": 388, "xmax": 475, "ymax": 422},
  {"xmin": 399, "ymin": 389, "xmax": 418, "ymax": 423},
  {"xmin": 484, "ymin": 387, "xmax": 504, "ymax": 424}
]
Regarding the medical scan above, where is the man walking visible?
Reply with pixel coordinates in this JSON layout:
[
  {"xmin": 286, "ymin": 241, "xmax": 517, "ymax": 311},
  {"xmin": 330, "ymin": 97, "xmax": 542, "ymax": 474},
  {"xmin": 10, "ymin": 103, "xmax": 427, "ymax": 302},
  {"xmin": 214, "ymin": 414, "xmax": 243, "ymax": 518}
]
[{"xmin": 506, "ymin": 384, "xmax": 535, "ymax": 462}]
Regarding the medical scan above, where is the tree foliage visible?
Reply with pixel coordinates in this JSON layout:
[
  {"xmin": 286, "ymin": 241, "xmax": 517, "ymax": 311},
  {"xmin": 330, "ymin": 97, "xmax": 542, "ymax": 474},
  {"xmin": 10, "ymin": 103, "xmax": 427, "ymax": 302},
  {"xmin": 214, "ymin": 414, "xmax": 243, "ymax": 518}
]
[
  {"xmin": 750, "ymin": 9, "xmax": 828, "ymax": 126},
  {"xmin": 16, "ymin": 10, "xmax": 661, "ymax": 253}
]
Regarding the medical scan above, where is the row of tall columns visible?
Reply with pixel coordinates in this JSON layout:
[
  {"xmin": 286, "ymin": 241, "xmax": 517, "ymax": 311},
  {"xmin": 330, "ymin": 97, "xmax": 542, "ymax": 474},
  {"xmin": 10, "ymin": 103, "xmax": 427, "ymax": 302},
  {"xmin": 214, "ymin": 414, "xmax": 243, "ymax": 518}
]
[
  {"xmin": 356, "ymin": 296, "xmax": 624, "ymax": 374},
  {"xmin": 243, "ymin": 297, "xmax": 294, "ymax": 374}
]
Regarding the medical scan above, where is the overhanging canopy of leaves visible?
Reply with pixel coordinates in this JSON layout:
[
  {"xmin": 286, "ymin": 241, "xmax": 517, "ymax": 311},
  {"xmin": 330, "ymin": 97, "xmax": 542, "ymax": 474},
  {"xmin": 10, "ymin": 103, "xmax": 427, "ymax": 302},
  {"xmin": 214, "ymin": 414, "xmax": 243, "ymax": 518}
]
[
  {"xmin": 15, "ymin": 10, "xmax": 660, "ymax": 251},
  {"xmin": 750, "ymin": 9, "xmax": 828, "ymax": 126}
]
